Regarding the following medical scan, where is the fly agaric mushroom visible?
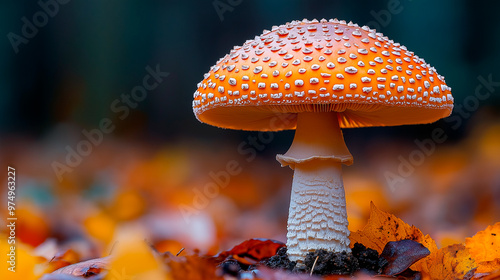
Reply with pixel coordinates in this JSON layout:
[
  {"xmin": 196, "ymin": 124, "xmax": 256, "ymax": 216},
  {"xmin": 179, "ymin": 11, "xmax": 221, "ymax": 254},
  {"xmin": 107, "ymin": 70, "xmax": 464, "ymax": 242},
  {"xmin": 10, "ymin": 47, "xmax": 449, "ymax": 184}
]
[{"xmin": 192, "ymin": 19, "xmax": 453, "ymax": 262}]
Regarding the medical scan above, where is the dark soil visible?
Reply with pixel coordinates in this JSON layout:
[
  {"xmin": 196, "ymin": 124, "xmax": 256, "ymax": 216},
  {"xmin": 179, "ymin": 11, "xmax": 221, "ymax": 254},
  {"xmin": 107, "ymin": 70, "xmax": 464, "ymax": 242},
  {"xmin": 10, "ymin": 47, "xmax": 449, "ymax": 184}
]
[
  {"xmin": 260, "ymin": 243, "xmax": 387, "ymax": 276},
  {"xmin": 304, "ymin": 249, "xmax": 359, "ymax": 275},
  {"xmin": 262, "ymin": 247, "xmax": 297, "ymax": 272},
  {"xmin": 218, "ymin": 259, "xmax": 242, "ymax": 277},
  {"xmin": 352, "ymin": 243, "xmax": 388, "ymax": 274}
]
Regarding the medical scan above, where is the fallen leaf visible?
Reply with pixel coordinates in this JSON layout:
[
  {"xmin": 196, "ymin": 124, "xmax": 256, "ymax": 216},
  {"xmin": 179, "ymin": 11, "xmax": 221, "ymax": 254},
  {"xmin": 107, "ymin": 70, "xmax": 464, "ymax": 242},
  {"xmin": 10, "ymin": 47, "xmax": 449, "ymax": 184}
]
[
  {"xmin": 257, "ymin": 266, "xmax": 319, "ymax": 279},
  {"xmin": 43, "ymin": 249, "xmax": 81, "ymax": 274},
  {"xmin": 215, "ymin": 238, "xmax": 285, "ymax": 265},
  {"xmin": 49, "ymin": 256, "xmax": 110, "ymax": 277},
  {"xmin": 465, "ymin": 222, "xmax": 500, "ymax": 274},
  {"xmin": 154, "ymin": 239, "xmax": 185, "ymax": 255},
  {"xmin": 105, "ymin": 231, "xmax": 168, "ymax": 280},
  {"xmin": 466, "ymin": 222, "xmax": 500, "ymax": 265},
  {"xmin": 380, "ymin": 240, "xmax": 430, "ymax": 276},
  {"xmin": 349, "ymin": 202, "xmax": 437, "ymax": 254},
  {"xmin": 472, "ymin": 268, "xmax": 500, "ymax": 280},
  {"xmin": 475, "ymin": 259, "xmax": 500, "ymax": 274},
  {"xmin": 16, "ymin": 207, "xmax": 51, "ymax": 247},
  {"xmin": 164, "ymin": 252, "xmax": 222, "ymax": 280},
  {"xmin": 109, "ymin": 189, "xmax": 147, "ymax": 221},
  {"xmin": 349, "ymin": 203, "xmax": 441, "ymax": 274},
  {"xmin": 323, "ymin": 271, "xmax": 394, "ymax": 280},
  {"xmin": 40, "ymin": 274, "xmax": 93, "ymax": 280},
  {"xmin": 0, "ymin": 240, "xmax": 45, "ymax": 280},
  {"xmin": 415, "ymin": 243, "xmax": 476, "ymax": 280},
  {"xmin": 83, "ymin": 211, "xmax": 116, "ymax": 244}
]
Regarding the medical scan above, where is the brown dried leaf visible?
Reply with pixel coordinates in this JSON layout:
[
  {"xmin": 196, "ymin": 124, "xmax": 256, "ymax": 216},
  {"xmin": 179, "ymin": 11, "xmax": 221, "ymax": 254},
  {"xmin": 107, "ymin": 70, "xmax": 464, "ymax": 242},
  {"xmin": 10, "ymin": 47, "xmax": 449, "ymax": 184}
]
[
  {"xmin": 380, "ymin": 240, "xmax": 430, "ymax": 276},
  {"xmin": 40, "ymin": 274, "xmax": 95, "ymax": 280},
  {"xmin": 164, "ymin": 252, "xmax": 222, "ymax": 280},
  {"xmin": 472, "ymin": 269, "xmax": 500, "ymax": 280},
  {"xmin": 49, "ymin": 256, "xmax": 111, "ymax": 277}
]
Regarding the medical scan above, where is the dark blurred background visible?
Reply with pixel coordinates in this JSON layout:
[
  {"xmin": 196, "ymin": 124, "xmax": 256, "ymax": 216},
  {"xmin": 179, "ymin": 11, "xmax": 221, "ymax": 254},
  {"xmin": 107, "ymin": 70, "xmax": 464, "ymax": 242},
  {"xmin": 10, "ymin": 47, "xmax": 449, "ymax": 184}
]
[
  {"xmin": 1, "ymin": 0, "xmax": 499, "ymax": 144},
  {"xmin": 1, "ymin": 0, "xmax": 500, "ymax": 254}
]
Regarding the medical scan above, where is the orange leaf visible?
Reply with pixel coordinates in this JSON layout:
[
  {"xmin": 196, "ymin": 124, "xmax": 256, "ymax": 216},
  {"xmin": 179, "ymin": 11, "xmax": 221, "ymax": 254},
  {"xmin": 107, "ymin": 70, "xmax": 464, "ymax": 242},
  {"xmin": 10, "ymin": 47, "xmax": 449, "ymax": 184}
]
[
  {"xmin": 83, "ymin": 211, "xmax": 116, "ymax": 244},
  {"xmin": 215, "ymin": 238, "xmax": 285, "ymax": 265},
  {"xmin": 466, "ymin": 222, "xmax": 500, "ymax": 264},
  {"xmin": 164, "ymin": 253, "xmax": 222, "ymax": 280},
  {"xmin": 16, "ymin": 207, "xmax": 50, "ymax": 247},
  {"xmin": 43, "ymin": 249, "xmax": 80, "ymax": 274},
  {"xmin": 475, "ymin": 259, "xmax": 500, "ymax": 274},
  {"xmin": 109, "ymin": 190, "xmax": 146, "ymax": 221},
  {"xmin": 415, "ymin": 243, "xmax": 476, "ymax": 280},
  {"xmin": 349, "ymin": 202, "xmax": 437, "ymax": 254}
]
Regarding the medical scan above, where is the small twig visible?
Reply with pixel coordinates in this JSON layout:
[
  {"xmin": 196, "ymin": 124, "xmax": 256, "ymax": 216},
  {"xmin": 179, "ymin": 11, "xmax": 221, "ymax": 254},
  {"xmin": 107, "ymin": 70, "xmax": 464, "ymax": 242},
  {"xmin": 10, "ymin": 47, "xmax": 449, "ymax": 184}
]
[
  {"xmin": 176, "ymin": 248, "xmax": 185, "ymax": 256},
  {"xmin": 108, "ymin": 241, "xmax": 118, "ymax": 255},
  {"xmin": 144, "ymin": 239, "xmax": 160, "ymax": 254},
  {"xmin": 310, "ymin": 255, "xmax": 319, "ymax": 276}
]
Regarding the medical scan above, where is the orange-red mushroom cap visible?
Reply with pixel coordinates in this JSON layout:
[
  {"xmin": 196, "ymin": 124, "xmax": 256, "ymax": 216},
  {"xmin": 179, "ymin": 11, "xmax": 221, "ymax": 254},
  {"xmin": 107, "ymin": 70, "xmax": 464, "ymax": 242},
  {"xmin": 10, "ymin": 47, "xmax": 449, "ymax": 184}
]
[{"xmin": 193, "ymin": 19, "xmax": 454, "ymax": 131}]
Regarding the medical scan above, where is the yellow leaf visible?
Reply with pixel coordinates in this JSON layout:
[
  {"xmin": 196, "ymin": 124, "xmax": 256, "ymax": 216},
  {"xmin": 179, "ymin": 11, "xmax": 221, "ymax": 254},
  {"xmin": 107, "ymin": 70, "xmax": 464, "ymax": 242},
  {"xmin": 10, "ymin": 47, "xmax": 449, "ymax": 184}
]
[
  {"xmin": 349, "ymin": 202, "xmax": 437, "ymax": 254},
  {"xmin": 0, "ymin": 236, "xmax": 44, "ymax": 280},
  {"xmin": 466, "ymin": 222, "xmax": 500, "ymax": 264},
  {"xmin": 105, "ymin": 230, "xmax": 170, "ymax": 280},
  {"xmin": 417, "ymin": 244, "xmax": 476, "ymax": 280}
]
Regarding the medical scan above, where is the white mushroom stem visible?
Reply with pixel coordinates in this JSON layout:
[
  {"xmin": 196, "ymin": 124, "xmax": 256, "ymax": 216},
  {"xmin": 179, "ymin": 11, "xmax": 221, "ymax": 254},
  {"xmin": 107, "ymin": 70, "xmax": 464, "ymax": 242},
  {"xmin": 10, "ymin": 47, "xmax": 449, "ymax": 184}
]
[{"xmin": 276, "ymin": 112, "xmax": 353, "ymax": 262}]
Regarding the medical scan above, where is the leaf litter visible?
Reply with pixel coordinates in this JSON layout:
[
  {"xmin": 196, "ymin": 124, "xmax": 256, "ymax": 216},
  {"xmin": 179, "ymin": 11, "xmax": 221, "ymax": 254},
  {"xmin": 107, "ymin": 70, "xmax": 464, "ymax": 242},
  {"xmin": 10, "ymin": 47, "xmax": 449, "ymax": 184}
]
[{"xmin": 34, "ymin": 203, "xmax": 500, "ymax": 280}]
